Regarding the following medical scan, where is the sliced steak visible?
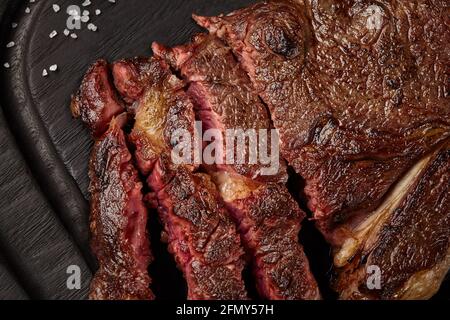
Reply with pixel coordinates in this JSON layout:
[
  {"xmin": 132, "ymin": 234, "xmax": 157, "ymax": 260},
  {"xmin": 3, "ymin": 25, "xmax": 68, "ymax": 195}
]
[
  {"xmin": 114, "ymin": 57, "xmax": 248, "ymax": 299},
  {"xmin": 89, "ymin": 117, "xmax": 153, "ymax": 300},
  {"xmin": 71, "ymin": 60, "xmax": 125, "ymax": 138},
  {"xmin": 154, "ymin": 35, "xmax": 320, "ymax": 299},
  {"xmin": 153, "ymin": 34, "xmax": 287, "ymax": 183},
  {"xmin": 195, "ymin": 0, "xmax": 450, "ymax": 243}
]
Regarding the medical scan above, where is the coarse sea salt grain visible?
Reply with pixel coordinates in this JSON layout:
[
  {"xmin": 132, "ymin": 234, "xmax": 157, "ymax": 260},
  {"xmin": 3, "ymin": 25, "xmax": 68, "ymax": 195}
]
[
  {"xmin": 4, "ymin": 63, "xmax": 10, "ymax": 69},
  {"xmin": 52, "ymin": 4, "xmax": 60, "ymax": 13},
  {"xmin": 42, "ymin": 69, "xmax": 48, "ymax": 77},
  {"xmin": 95, "ymin": 9, "xmax": 101, "ymax": 15},
  {"xmin": 87, "ymin": 23, "xmax": 98, "ymax": 32},
  {"xmin": 71, "ymin": 33, "xmax": 78, "ymax": 39},
  {"xmin": 25, "ymin": 7, "xmax": 31, "ymax": 14},
  {"xmin": 82, "ymin": 0, "xmax": 91, "ymax": 6},
  {"xmin": 49, "ymin": 30, "xmax": 58, "ymax": 38},
  {"xmin": 49, "ymin": 64, "xmax": 58, "ymax": 72},
  {"xmin": 6, "ymin": 41, "xmax": 15, "ymax": 48},
  {"xmin": 81, "ymin": 15, "xmax": 89, "ymax": 23},
  {"xmin": 12, "ymin": 22, "xmax": 18, "ymax": 28},
  {"xmin": 63, "ymin": 29, "xmax": 70, "ymax": 36},
  {"xmin": 108, "ymin": 0, "xmax": 116, "ymax": 3}
]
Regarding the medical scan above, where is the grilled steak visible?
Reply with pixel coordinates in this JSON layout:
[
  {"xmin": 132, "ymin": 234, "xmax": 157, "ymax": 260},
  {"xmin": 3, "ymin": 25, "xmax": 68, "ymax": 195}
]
[
  {"xmin": 195, "ymin": 0, "xmax": 450, "ymax": 241},
  {"xmin": 72, "ymin": 61, "xmax": 153, "ymax": 300},
  {"xmin": 336, "ymin": 142, "xmax": 450, "ymax": 300},
  {"xmin": 71, "ymin": 60, "xmax": 125, "ymax": 138},
  {"xmin": 195, "ymin": 0, "xmax": 450, "ymax": 299},
  {"xmin": 113, "ymin": 57, "xmax": 248, "ymax": 299},
  {"xmin": 88, "ymin": 117, "xmax": 153, "ymax": 300},
  {"xmin": 153, "ymin": 35, "xmax": 320, "ymax": 299}
]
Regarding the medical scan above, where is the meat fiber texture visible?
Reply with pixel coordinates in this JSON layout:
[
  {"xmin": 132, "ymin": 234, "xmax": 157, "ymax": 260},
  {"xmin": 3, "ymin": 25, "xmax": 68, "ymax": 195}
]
[
  {"xmin": 112, "ymin": 57, "xmax": 248, "ymax": 300},
  {"xmin": 71, "ymin": 61, "xmax": 153, "ymax": 299},
  {"xmin": 153, "ymin": 35, "xmax": 320, "ymax": 300},
  {"xmin": 88, "ymin": 118, "xmax": 154, "ymax": 300},
  {"xmin": 193, "ymin": 0, "xmax": 450, "ymax": 300}
]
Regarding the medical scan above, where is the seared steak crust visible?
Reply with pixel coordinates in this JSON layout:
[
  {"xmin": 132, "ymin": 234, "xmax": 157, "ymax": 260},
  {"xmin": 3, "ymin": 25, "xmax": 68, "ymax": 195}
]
[
  {"xmin": 229, "ymin": 182, "xmax": 320, "ymax": 299},
  {"xmin": 196, "ymin": 0, "xmax": 450, "ymax": 242},
  {"xmin": 153, "ymin": 35, "xmax": 287, "ymax": 183},
  {"xmin": 150, "ymin": 164, "xmax": 247, "ymax": 300},
  {"xmin": 337, "ymin": 142, "xmax": 450, "ymax": 300},
  {"xmin": 71, "ymin": 60, "xmax": 125, "ymax": 138},
  {"xmin": 154, "ymin": 35, "xmax": 320, "ymax": 299},
  {"xmin": 113, "ymin": 57, "xmax": 248, "ymax": 299},
  {"xmin": 89, "ymin": 119, "xmax": 153, "ymax": 300}
]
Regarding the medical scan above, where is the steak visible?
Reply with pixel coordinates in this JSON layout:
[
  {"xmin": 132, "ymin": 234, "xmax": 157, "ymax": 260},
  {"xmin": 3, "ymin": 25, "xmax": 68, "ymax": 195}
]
[
  {"xmin": 113, "ymin": 57, "xmax": 248, "ymax": 299},
  {"xmin": 88, "ymin": 117, "xmax": 153, "ymax": 300},
  {"xmin": 195, "ymin": 0, "xmax": 450, "ymax": 241},
  {"xmin": 153, "ymin": 35, "xmax": 320, "ymax": 299},
  {"xmin": 71, "ymin": 60, "xmax": 125, "ymax": 138},
  {"xmin": 195, "ymin": 0, "xmax": 450, "ymax": 299},
  {"xmin": 71, "ymin": 61, "xmax": 154, "ymax": 299},
  {"xmin": 336, "ymin": 142, "xmax": 450, "ymax": 300}
]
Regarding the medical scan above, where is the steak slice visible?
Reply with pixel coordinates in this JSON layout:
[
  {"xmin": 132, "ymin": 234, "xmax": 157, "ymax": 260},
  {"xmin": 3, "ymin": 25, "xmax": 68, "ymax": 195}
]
[
  {"xmin": 89, "ymin": 117, "xmax": 153, "ymax": 300},
  {"xmin": 150, "ymin": 163, "xmax": 248, "ymax": 299},
  {"xmin": 71, "ymin": 60, "xmax": 125, "ymax": 138},
  {"xmin": 114, "ymin": 57, "xmax": 248, "ymax": 300},
  {"xmin": 153, "ymin": 34, "xmax": 287, "ymax": 183},
  {"xmin": 195, "ymin": 0, "xmax": 450, "ymax": 244},
  {"xmin": 153, "ymin": 35, "xmax": 320, "ymax": 299}
]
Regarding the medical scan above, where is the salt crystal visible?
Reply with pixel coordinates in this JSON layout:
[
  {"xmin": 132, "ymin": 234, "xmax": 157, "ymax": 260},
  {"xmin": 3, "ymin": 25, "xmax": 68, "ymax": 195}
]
[
  {"xmin": 49, "ymin": 30, "xmax": 58, "ymax": 38},
  {"xmin": 49, "ymin": 64, "xmax": 58, "ymax": 72},
  {"xmin": 87, "ymin": 23, "xmax": 98, "ymax": 32},
  {"xmin": 42, "ymin": 69, "xmax": 48, "ymax": 77},
  {"xmin": 6, "ymin": 41, "xmax": 15, "ymax": 48},
  {"xmin": 83, "ymin": 10, "xmax": 90, "ymax": 16},
  {"xmin": 52, "ymin": 4, "xmax": 60, "ymax": 13},
  {"xmin": 4, "ymin": 63, "xmax": 10, "ymax": 69},
  {"xmin": 109, "ymin": 0, "xmax": 116, "ymax": 3},
  {"xmin": 81, "ymin": 15, "xmax": 89, "ymax": 23},
  {"xmin": 25, "ymin": 7, "xmax": 31, "ymax": 14},
  {"xmin": 63, "ymin": 29, "xmax": 70, "ymax": 36},
  {"xmin": 70, "ymin": 33, "xmax": 78, "ymax": 39},
  {"xmin": 82, "ymin": 0, "xmax": 91, "ymax": 6},
  {"xmin": 12, "ymin": 22, "xmax": 18, "ymax": 29},
  {"xmin": 95, "ymin": 9, "xmax": 101, "ymax": 15}
]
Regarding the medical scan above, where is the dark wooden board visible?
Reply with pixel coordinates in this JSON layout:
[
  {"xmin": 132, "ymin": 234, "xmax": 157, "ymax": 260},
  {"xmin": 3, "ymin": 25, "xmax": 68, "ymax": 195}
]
[{"xmin": 0, "ymin": 0, "xmax": 448, "ymax": 300}]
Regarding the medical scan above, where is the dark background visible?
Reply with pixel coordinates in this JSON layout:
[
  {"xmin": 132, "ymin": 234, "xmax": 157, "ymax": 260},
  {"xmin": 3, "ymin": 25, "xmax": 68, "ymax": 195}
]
[{"xmin": 0, "ymin": 0, "xmax": 448, "ymax": 300}]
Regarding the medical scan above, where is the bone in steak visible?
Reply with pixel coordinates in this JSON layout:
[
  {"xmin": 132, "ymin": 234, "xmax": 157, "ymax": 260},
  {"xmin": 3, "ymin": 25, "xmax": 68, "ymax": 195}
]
[
  {"xmin": 153, "ymin": 35, "xmax": 320, "ymax": 300},
  {"xmin": 72, "ymin": 61, "xmax": 153, "ymax": 300},
  {"xmin": 195, "ymin": 0, "xmax": 450, "ymax": 299},
  {"xmin": 112, "ymin": 57, "xmax": 248, "ymax": 299}
]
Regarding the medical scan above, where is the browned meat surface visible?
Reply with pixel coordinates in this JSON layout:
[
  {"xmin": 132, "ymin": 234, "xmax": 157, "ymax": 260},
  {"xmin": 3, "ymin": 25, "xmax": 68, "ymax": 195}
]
[
  {"xmin": 150, "ymin": 164, "xmax": 247, "ymax": 299},
  {"xmin": 154, "ymin": 35, "xmax": 320, "ymax": 300},
  {"xmin": 336, "ymin": 142, "xmax": 450, "ymax": 300},
  {"xmin": 113, "ymin": 57, "xmax": 248, "ymax": 300},
  {"xmin": 71, "ymin": 60, "xmax": 125, "ymax": 138},
  {"xmin": 88, "ymin": 118, "xmax": 153, "ymax": 300},
  {"xmin": 153, "ymin": 34, "xmax": 287, "ymax": 183},
  {"xmin": 195, "ymin": 0, "xmax": 450, "ymax": 244},
  {"xmin": 112, "ymin": 57, "xmax": 163, "ymax": 105},
  {"xmin": 195, "ymin": 0, "xmax": 450, "ymax": 299}
]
